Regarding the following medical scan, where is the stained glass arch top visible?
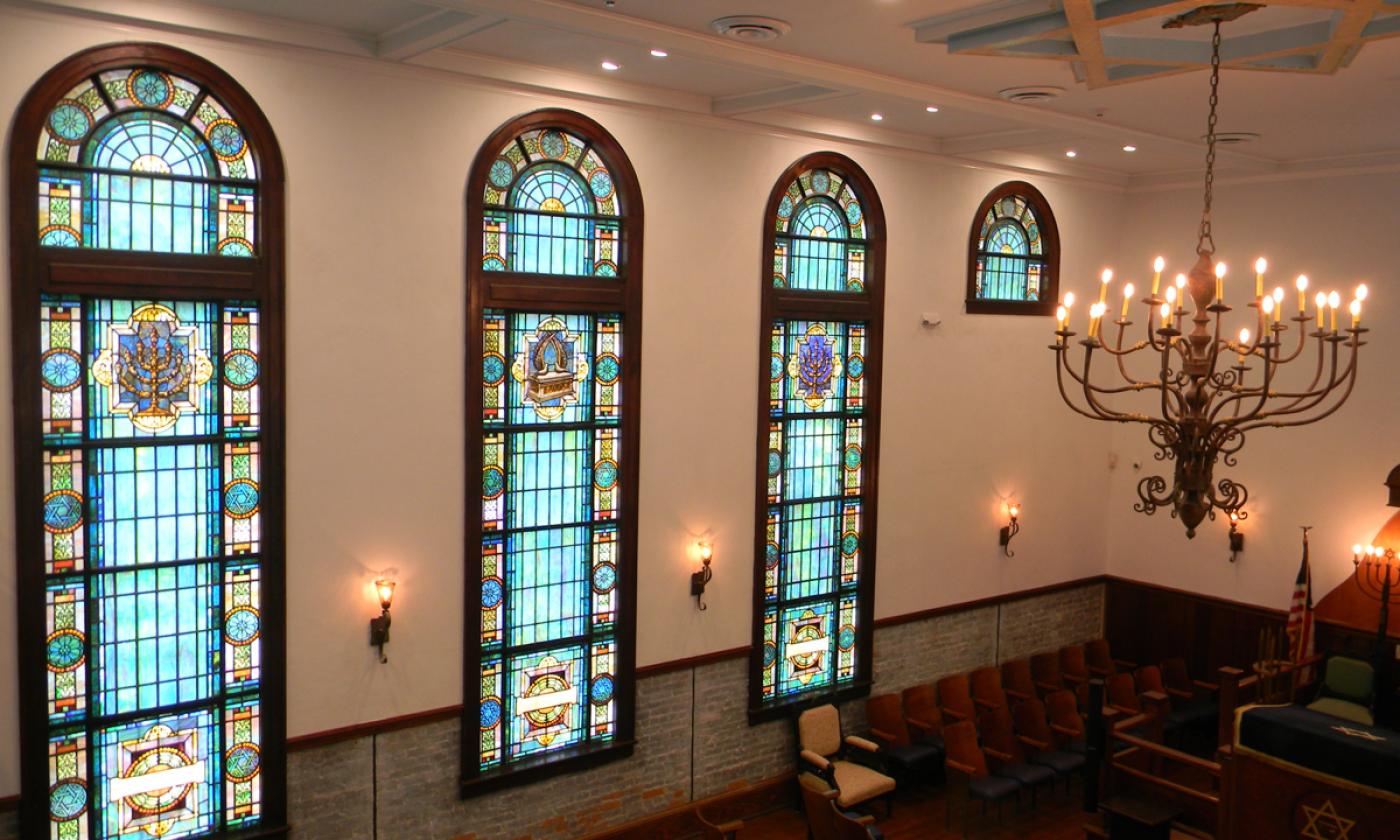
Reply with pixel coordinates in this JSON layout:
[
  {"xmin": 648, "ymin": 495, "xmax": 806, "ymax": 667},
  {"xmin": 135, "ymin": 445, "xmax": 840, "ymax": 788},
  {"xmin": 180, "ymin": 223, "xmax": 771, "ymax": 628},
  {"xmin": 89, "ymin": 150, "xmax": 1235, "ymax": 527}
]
[
  {"xmin": 751, "ymin": 153, "xmax": 884, "ymax": 721},
  {"xmin": 773, "ymin": 167, "xmax": 868, "ymax": 293},
  {"xmin": 480, "ymin": 125, "xmax": 623, "ymax": 277},
  {"xmin": 965, "ymin": 181, "xmax": 1059, "ymax": 315},
  {"xmin": 36, "ymin": 63, "xmax": 261, "ymax": 257},
  {"xmin": 11, "ymin": 43, "xmax": 286, "ymax": 840},
  {"xmin": 466, "ymin": 109, "xmax": 642, "ymax": 793}
]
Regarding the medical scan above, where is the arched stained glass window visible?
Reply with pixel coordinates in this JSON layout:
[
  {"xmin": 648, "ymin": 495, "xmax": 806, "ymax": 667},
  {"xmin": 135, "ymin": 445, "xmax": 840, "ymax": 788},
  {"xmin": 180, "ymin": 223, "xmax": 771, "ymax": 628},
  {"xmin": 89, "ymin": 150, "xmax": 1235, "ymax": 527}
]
[
  {"xmin": 965, "ymin": 181, "xmax": 1059, "ymax": 315},
  {"xmin": 11, "ymin": 45, "xmax": 286, "ymax": 840},
  {"xmin": 751, "ymin": 155, "xmax": 884, "ymax": 721},
  {"xmin": 464, "ymin": 110, "xmax": 641, "ymax": 792}
]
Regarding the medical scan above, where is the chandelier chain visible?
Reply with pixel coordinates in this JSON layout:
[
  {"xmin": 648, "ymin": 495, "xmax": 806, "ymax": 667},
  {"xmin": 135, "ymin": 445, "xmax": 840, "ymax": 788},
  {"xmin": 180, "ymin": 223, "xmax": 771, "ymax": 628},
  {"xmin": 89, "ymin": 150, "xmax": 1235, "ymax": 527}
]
[{"xmin": 1198, "ymin": 20, "xmax": 1222, "ymax": 255}]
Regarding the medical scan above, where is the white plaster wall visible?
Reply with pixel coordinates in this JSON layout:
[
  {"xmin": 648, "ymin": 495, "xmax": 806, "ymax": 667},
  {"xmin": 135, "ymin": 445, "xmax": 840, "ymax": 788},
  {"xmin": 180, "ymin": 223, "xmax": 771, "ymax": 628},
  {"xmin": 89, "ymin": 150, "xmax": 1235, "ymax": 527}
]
[
  {"xmin": 1104, "ymin": 172, "xmax": 1400, "ymax": 613},
  {"xmin": 0, "ymin": 7, "xmax": 1125, "ymax": 797}
]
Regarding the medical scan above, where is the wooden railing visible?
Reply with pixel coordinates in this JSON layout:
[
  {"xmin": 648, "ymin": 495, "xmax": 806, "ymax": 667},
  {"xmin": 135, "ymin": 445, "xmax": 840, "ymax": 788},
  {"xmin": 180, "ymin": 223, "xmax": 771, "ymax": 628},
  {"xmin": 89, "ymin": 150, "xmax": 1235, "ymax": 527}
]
[{"xmin": 1215, "ymin": 653, "xmax": 1325, "ymax": 748}]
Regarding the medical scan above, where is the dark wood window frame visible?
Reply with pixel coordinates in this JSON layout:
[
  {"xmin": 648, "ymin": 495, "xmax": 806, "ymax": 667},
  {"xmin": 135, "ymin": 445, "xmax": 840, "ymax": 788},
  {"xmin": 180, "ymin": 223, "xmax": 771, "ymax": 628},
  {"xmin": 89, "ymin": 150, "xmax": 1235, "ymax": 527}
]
[
  {"xmin": 965, "ymin": 181, "xmax": 1060, "ymax": 316},
  {"xmin": 748, "ymin": 153, "xmax": 886, "ymax": 724},
  {"xmin": 460, "ymin": 109, "xmax": 643, "ymax": 796},
  {"xmin": 8, "ymin": 43, "xmax": 287, "ymax": 838}
]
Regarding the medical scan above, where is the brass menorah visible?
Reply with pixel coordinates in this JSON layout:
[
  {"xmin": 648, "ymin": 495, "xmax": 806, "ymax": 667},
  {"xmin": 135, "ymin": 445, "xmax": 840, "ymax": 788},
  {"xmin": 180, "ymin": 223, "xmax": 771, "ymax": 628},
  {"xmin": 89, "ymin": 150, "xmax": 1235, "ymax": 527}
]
[{"xmin": 118, "ymin": 322, "xmax": 190, "ymax": 421}]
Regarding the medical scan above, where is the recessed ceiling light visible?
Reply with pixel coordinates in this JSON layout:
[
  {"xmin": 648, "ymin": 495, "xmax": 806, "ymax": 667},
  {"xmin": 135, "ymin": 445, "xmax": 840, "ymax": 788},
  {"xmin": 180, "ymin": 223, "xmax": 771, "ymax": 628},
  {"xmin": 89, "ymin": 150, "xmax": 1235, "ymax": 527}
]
[
  {"xmin": 1122, "ymin": 144, "xmax": 1137, "ymax": 152},
  {"xmin": 1065, "ymin": 150, "xmax": 1077, "ymax": 158},
  {"xmin": 926, "ymin": 105, "xmax": 940, "ymax": 113},
  {"xmin": 870, "ymin": 113, "xmax": 884, "ymax": 121},
  {"xmin": 601, "ymin": 60, "xmax": 620, "ymax": 71},
  {"xmin": 650, "ymin": 49, "xmax": 668, "ymax": 58}
]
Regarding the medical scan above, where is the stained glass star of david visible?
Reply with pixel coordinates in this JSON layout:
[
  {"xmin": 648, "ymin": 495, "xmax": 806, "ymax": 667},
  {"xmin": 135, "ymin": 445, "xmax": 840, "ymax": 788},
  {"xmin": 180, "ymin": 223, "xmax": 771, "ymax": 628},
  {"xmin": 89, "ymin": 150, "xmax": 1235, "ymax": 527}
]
[{"xmin": 92, "ymin": 304, "xmax": 213, "ymax": 433}]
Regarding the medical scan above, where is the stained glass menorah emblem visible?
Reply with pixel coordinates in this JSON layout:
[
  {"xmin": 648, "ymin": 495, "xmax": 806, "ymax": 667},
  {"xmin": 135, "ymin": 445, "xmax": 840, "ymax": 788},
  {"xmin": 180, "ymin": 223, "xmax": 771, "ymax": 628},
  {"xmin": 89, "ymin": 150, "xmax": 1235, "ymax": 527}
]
[
  {"xmin": 788, "ymin": 323, "xmax": 842, "ymax": 409},
  {"xmin": 93, "ymin": 304, "xmax": 213, "ymax": 433}
]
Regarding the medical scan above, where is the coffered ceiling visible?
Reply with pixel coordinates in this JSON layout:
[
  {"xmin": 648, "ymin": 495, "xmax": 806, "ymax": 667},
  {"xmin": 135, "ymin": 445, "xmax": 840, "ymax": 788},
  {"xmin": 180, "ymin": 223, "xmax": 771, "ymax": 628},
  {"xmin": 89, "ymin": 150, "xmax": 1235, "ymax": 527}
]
[{"xmin": 13, "ymin": 0, "xmax": 1400, "ymax": 186}]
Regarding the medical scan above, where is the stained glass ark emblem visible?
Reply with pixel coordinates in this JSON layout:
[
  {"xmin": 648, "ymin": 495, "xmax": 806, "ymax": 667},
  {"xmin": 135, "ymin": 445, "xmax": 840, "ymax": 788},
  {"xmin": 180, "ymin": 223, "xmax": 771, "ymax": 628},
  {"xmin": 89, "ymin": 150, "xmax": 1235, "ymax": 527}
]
[
  {"xmin": 512, "ymin": 317, "xmax": 588, "ymax": 419},
  {"xmin": 92, "ymin": 304, "xmax": 214, "ymax": 432}
]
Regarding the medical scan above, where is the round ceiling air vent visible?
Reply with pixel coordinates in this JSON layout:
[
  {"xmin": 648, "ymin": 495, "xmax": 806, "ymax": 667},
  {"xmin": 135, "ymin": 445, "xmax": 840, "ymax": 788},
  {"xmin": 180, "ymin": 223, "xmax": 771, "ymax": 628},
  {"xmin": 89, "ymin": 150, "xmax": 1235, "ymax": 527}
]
[
  {"xmin": 1202, "ymin": 131, "xmax": 1260, "ymax": 144},
  {"xmin": 998, "ymin": 86, "xmax": 1065, "ymax": 103},
  {"xmin": 710, "ymin": 16, "xmax": 792, "ymax": 42}
]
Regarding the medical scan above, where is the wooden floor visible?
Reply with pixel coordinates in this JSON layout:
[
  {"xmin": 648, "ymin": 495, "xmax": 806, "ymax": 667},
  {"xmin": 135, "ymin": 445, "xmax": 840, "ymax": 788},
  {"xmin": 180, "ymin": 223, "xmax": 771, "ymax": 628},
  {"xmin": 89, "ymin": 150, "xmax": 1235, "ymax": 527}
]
[{"xmin": 734, "ymin": 782, "xmax": 1100, "ymax": 840}]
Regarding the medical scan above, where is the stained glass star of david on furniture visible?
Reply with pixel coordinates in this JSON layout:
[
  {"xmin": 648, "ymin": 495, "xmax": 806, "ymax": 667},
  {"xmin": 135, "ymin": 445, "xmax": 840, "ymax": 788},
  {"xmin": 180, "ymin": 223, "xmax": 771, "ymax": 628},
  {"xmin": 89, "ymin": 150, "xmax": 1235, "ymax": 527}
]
[
  {"xmin": 751, "ymin": 154, "xmax": 885, "ymax": 722},
  {"xmin": 11, "ymin": 45, "xmax": 285, "ymax": 840},
  {"xmin": 465, "ymin": 110, "xmax": 641, "ymax": 794},
  {"xmin": 965, "ymin": 182, "xmax": 1060, "ymax": 316}
]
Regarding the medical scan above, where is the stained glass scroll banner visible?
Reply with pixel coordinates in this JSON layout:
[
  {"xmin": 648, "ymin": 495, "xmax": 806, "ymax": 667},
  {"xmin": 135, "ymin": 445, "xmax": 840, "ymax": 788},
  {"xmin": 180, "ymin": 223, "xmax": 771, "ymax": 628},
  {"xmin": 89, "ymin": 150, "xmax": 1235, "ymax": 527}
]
[
  {"xmin": 10, "ymin": 44, "xmax": 286, "ymax": 840},
  {"xmin": 464, "ymin": 109, "xmax": 642, "ymax": 795},
  {"xmin": 750, "ymin": 153, "xmax": 885, "ymax": 723},
  {"xmin": 964, "ymin": 181, "xmax": 1060, "ymax": 316}
]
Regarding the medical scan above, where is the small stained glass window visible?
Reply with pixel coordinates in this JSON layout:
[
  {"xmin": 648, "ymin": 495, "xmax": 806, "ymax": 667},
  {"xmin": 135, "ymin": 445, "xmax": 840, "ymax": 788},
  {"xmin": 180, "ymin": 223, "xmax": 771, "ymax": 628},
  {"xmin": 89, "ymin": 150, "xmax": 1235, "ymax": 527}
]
[{"xmin": 966, "ymin": 182, "xmax": 1059, "ymax": 315}]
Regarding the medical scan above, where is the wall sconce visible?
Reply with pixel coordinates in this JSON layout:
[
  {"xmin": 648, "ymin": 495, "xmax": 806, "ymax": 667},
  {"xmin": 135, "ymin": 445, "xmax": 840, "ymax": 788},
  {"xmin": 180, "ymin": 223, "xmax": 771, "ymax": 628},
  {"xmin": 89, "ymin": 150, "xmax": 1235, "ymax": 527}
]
[
  {"xmin": 999, "ymin": 503, "xmax": 1021, "ymax": 557},
  {"xmin": 691, "ymin": 541, "xmax": 713, "ymax": 611},
  {"xmin": 369, "ymin": 579, "xmax": 395, "ymax": 663},
  {"xmin": 1228, "ymin": 512, "xmax": 1245, "ymax": 562}
]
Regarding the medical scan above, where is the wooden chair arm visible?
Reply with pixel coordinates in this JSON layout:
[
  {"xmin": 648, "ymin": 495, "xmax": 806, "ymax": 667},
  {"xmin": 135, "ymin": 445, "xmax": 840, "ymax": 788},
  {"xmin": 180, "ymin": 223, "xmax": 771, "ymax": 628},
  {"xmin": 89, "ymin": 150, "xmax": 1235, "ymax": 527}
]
[
  {"xmin": 868, "ymin": 727, "xmax": 897, "ymax": 745},
  {"xmin": 984, "ymin": 747, "xmax": 1013, "ymax": 763},
  {"xmin": 1006, "ymin": 688, "xmax": 1031, "ymax": 702},
  {"xmin": 940, "ymin": 706, "xmax": 968, "ymax": 722},
  {"xmin": 854, "ymin": 814, "xmax": 876, "ymax": 826},
  {"xmin": 1088, "ymin": 665, "xmax": 1114, "ymax": 678},
  {"xmin": 973, "ymin": 697, "xmax": 1002, "ymax": 710},
  {"xmin": 1018, "ymin": 734, "xmax": 1050, "ymax": 751},
  {"xmin": 1114, "ymin": 658, "xmax": 1138, "ymax": 671},
  {"xmin": 845, "ymin": 735, "xmax": 880, "ymax": 754},
  {"xmin": 1165, "ymin": 687, "xmax": 1195, "ymax": 701},
  {"xmin": 713, "ymin": 819, "xmax": 743, "ymax": 835},
  {"xmin": 1050, "ymin": 723, "xmax": 1081, "ymax": 738},
  {"xmin": 946, "ymin": 758, "xmax": 978, "ymax": 776},
  {"xmin": 1193, "ymin": 679, "xmax": 1219, "ymax": 692},
  {"xmin": 907, "ymin": 717, "xmax": 938, "ymax": 735},
  {"xmin": 801, "ymin": 749, "xmax": 832, "ymax": 771},
  {"xmin": 1063, "ymin": 673, "xmax": 1087, "ymax": 685},
  {"xmin": 1141, "ymin": 690, "xmax": 1169, "ymax": 703}
]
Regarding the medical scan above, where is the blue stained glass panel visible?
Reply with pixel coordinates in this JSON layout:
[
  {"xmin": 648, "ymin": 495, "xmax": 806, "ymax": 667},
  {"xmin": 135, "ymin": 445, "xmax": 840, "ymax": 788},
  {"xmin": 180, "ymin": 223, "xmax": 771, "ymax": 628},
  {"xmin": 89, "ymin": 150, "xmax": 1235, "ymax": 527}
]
[
  {"xmin": 974, "ymin": 196, "xmax": 1048, "ymax": 302},
  {"xmin": 89, "ymin": 445, "xmax": 219, "ymax": 568},
  {"xmin": 93, "ymin": 561, "xmax": 217, "ymax": 715}
]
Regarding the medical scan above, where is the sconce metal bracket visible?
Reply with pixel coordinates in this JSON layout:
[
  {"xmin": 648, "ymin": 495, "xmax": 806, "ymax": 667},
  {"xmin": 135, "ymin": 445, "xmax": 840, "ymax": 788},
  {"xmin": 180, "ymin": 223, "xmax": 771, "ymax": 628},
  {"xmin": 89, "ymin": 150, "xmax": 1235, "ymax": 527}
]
[{"xmin": 369, "ymin": 611, "xmax": 392, "ymax": 663}]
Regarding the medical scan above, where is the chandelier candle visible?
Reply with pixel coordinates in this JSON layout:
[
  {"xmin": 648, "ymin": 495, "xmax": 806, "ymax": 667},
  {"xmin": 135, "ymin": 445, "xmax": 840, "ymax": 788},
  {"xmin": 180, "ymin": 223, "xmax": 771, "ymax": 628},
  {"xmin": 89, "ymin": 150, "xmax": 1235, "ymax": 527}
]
[{"xmin": 1049, "ymin": 9, "xmax": 1373, "ymax": 539}]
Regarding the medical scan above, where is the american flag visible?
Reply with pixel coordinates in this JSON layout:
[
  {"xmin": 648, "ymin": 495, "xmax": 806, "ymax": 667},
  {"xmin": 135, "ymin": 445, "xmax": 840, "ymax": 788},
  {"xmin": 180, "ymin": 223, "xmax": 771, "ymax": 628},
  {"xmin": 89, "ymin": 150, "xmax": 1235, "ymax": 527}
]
[{"xmin": 1285, "ymin": 529, "xmax": 1315, "ymax": 685}]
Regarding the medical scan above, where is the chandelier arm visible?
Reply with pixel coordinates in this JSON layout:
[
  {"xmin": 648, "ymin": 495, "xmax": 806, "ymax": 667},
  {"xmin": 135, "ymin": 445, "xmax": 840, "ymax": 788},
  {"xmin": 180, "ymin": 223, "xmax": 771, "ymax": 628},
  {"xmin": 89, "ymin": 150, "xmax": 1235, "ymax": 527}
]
[
  {"xmin": 1057, "ymin": 345, "xmax": 1159, "ymax": 395},
  {"xmin": 1219, "ymin": 338, "xmax": 1281, "ymax": 425},
  {"xmin": 1266, "ymin": 322, "xmax": 1308, "ymax": 365},
  {"xmin": 1237, "ymin": 335, "xmax": 1358, "ymax": 424},
  {"xmin": 1080, "ymin": 362, "xmax": 1145, "ymax": 421},
  {"xmin": 1158, "ymin": 347, "xmax": 1186, "ymax": 423},
  {"xmin": 1238, "ymin": 349, "xmax": 1359, "ymax": 432},
  {"xmin": 1146, "ymin": 315, "xmax": 1169, "ymax": 352},
  {"xmin": 1231, "ymin": 330, "xmax": 1330, "ymax": 416},
  {"xmin": 1056, "ymin": 352, "xmax": 1119, "ymax": 422}
]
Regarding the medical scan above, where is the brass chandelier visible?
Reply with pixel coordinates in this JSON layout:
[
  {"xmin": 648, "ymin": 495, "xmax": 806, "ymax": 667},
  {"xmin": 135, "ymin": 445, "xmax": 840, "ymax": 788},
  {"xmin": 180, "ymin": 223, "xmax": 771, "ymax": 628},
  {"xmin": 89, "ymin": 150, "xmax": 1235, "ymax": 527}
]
[{"xmin": 1051, "ymin": 6, "xmax": 1372, "ymax": 538}]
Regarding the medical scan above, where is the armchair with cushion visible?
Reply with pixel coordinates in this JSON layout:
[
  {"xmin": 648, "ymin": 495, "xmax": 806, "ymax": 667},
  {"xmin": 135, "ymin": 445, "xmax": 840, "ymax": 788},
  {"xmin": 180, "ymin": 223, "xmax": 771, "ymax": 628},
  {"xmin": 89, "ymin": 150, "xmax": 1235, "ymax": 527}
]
[
  {"xmin": 1030, "ymin": 651, "xmax": 1066, "ymax": 696},
  {"xmin": 899, "ymin": 684, "xmax": 945, "ymax": 746},
  {"xmin": 1001, "ymin": 658, "xmax": 1037, "ymax": 703},
  {"xmin": 970, "ymin": 666, "xmax": 1008, "ymax": 713},
  {"xmin": 1045, "ymin": 689, "xmax": 1086, "ymax": 754},
  {"xmin": 1059, "ymin": 644, "xmax": 1089, "ymax": 687},
  {"xmin": 941, "ymin": 720, "xmax": 1023, "ymax": 831},
  {"xmin": 799, "ymin": 773, "xmax": 885, "ymax": 840},
  {"xmin": 977, "ymin": 706, "xmax": 1057, "ymax": 806},
  {"xmin": 936, "ymin": 673, "xmax": 976, "ymax": 723},
  {"xmin": 864, "ymin": 693, "xmax": 944, "ymax": 784},
  {"xmin": 1012, "ymin": 697, "xmax": 1086, "ymax": 793},
  {"xmin": 797, "ymin": 704, "xmax": 897, "ymax": 816},
  {"xmin": 1305, "ymin": 656, "xmax": 1376, "ymax": 725}
]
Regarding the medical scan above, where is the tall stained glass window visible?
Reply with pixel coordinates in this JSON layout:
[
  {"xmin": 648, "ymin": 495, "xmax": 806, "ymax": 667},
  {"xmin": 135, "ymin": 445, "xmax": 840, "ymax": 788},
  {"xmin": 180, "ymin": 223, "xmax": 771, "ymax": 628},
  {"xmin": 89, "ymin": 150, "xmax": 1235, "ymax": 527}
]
[
  {"xmin": 751, "ymin": 155, "xmax": 884, "ymax": 720},
  {"xmin": 10, "ymin": 46, "xmax": 285, "ymax": 839},
  {"xmin": 965, "ymin": 181, "xmax": 1059, "ymax": 315},
  {"xmin": 464, "ymin": 111, "xmax": 641, "ymax": 792}
]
